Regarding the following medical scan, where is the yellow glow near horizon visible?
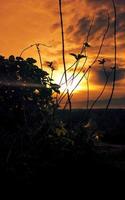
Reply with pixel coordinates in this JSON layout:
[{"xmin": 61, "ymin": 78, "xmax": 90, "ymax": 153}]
[
  {"xmin": 52, "ymin": 68, "xmax": 87, "ymax": 93},
  {"xmin": 53, "ymin": 72, "xmax": 97, "ymax": 94}
]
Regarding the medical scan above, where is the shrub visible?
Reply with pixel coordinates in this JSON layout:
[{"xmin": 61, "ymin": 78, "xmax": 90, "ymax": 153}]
[{"xmin": 0, "ymin": 55, "xmax": 60, "ymax": 130}]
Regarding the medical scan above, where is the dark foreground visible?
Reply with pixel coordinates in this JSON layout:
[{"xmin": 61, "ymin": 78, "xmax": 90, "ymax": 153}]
[{"xmin": 1, "ymin": 109, "xmax": 125, "ymax": 187}]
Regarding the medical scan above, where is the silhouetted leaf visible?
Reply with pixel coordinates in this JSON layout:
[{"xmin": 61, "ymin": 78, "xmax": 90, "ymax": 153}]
[
  {"xmin": 26, "ymin": 58, "xmax": 37, "ymax": 64},
  {"xmin": 70, "ymin": 53, "xmax": 86, "ymax": 61},
  {"xmin": 98, "ymin": 58, "xmax": 106, "ymax": 65},
  {"xmin": 84, "ymin": 42, "xmax": 91, "ymax": 48},
  {"xmin": 53, "ymin": 88, "xmax": 60, "ymax": 94},
  {"xmin": 111, "ymin": 66, "xmax": 116, "ymax": 70},
  {"xmin": 0, "ymin": 55, "xmax": 4, "ymax": 61},
  {"xmin": 9, "ymin": 55, "xmax": 15, "ymax": 62},
  {"xmin": 16, "ymin": 57, "xmax": 24, "ymax": 61},
  {"xmin": 50, "ymin": 83, "xmax": 60, "ymax": 89}
]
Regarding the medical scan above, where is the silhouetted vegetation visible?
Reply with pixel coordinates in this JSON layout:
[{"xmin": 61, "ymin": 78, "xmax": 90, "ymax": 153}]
[{"xmin": 1, "ymin": 0, "xmax": 125, "ymax": 186}]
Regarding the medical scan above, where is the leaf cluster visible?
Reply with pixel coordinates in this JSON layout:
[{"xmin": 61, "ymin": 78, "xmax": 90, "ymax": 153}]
[{"xmin": 0, "ymin": 55, "xmax": 60, "ymax": 125}]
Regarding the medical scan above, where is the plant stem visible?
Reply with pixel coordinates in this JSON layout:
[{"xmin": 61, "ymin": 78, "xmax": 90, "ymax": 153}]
[
  {"xmin": 58, "ymin": 0, "xmax": 72, "ymax": 112},
  {"xmin": 70, "ymin": 17, "xmax": 94, "ymax": 86},
  {"xmin": 63, "ymin": 66, "xmax": 91, "ymax": 109},
  {"xmin": 36, "ymin": 44, "xmax": 43, "ymax": 70},
  {"xmin": 89, "ymin": 72, "xmax": 111, "ymax": 112},
  {"xmin": 86, "ymin": 70, "xmax": 90, "ymax": 110},
  {"xmin": 106, "ymin": 0, "xmax": 117, "ymax": 110}
]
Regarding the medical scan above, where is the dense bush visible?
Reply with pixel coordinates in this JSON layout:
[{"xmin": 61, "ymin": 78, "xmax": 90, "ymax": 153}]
[{"xmin": 0, "ymin": 55, "xmax": 60, "ymax": 130}]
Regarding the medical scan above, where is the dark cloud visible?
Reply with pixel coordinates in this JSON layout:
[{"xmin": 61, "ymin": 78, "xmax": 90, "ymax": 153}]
[
  {"xmin": 74, "ymin": 10, "xmax": 109, "ymax": 42},
  {"xmin": 116, "ymin": 68, "xmax": 125, "ymax": 81},
  {"xmin": 74, "ymin": 1, "xmax": 125, "ymax": 41},
  {"xmin": 71, "ymin": 96, "xmax": 125, "ymax": 108},
  {"xmin": 115, "ymin": 0, "xmax": 125, "ymax": 5},
  {"xmin": 86, "ymin": 0, "xmax": 125, "ymax": 7},
  {"xmin": 107, "ymin": 11, "xmax": 125, "ymax": 38},
  {"xmin": 63, "ymin": 0, "xmax": 77, "ymax": 5},
  {"xmin": 74, "ymin": 16, "xmax": 91, "ymax": 39},
  {"xmin": 86, "ymin": 0, "xmax": 110, "ymax": 6},
  {"xmin": 51, "ymin": 23, "xmax": 60, "ymax": 30},
  {"xmin": 91, "ymin": 67, "xmax": 125, "ymax": 85},
  {"xmin": 91, "ymin": 10, "xmax": 108, "ymax": 36},
  {"xmin": 87, "ymin": 97, "xmax": 125, "ymax": 108},
  {"xmin": 66, "ymin": 25, "xmax": 74, "ymax": 34},
  {"xmin": 117, "ymin": 12, "xmax": 125, "ymax": 33}
]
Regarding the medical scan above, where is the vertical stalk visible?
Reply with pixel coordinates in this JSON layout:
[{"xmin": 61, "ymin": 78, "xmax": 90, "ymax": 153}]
[
  {"xmin": 36, "ymin": 44, "xmax": 43, "ymax": 70},
  {"xmin": 106, "ymin": 0, "xmax": 117, "ymax": 110},
  {"xmin": 51, "ymin": 69, "xmax": 54, "ymax": 79},
  {"xmin": 58, "ymin": 0, "xmax": 71, "ymax": 112},
  {"xmin": 86, "ymin": 70, "xmax": 90, "ymax": 110}
]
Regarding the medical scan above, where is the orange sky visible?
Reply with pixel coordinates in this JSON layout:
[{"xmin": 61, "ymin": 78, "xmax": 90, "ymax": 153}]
[{"xmin": 0, "ymin": 0, "xmax": 125, "ymax": 108}]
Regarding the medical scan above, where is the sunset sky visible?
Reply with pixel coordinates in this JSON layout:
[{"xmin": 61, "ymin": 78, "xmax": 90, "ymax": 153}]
[{"xmin": 0, "ymin": 0, "xmax": 125, "ymax": 108}]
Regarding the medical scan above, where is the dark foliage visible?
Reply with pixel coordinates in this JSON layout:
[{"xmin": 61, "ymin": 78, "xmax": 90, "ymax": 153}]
[
  {"xmin": 0, "ymin": 55, "xmax": 125, "ymax": 186},
  {"xmin": 0, "ymin": 55, "xmax": 60, "ymax": 129}
]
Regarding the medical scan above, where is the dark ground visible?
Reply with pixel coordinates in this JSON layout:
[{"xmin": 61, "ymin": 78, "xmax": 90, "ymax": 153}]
[
  {"xmin": 1, "ymin": 109, "xmax": 125, "ymax": 187},
  {"xmin": 56, "ymin": 109, "xmax": 125, "ymax": 144}
]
